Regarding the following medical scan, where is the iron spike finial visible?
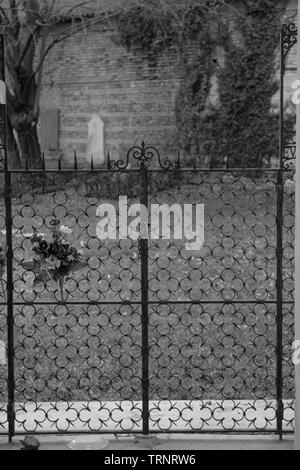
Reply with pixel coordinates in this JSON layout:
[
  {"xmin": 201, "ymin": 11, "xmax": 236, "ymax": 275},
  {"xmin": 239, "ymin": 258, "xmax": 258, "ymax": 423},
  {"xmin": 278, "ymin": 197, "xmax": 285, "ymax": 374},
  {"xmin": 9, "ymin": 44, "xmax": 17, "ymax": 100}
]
[
  {"xmin": 177, "ymin": 150, "xmax": 181, "ymax": 169},
  {"xmin": 226, "ymin": 155, "xmax": 230, "ymax": 170},
  {"xmin": 107, "ymin": 148, "xmax": 111, "ymax": 170},
  {"xmin": 141, "ymin": 141, "xmax": 146, "ymax": 162},
  {"xmin": 74, "ymin": 150, "xmax": 78, "ymax": 170}
]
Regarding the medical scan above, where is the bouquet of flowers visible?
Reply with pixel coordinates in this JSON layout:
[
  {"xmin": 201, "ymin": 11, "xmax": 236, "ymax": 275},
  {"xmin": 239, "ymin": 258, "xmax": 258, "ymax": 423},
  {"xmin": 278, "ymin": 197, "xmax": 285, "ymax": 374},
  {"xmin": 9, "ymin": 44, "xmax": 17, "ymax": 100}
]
[{"xmin": 22, "ymin": 218, "xmax": 87, "ymax": 301}]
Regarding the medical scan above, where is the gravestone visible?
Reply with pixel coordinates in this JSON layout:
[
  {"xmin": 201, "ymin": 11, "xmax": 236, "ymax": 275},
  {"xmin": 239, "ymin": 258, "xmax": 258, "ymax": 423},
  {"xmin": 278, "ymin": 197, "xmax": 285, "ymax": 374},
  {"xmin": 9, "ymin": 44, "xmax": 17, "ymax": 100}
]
[{"xmin": 85, "ymin": 113, "xmax": 105, "ymax": 166}]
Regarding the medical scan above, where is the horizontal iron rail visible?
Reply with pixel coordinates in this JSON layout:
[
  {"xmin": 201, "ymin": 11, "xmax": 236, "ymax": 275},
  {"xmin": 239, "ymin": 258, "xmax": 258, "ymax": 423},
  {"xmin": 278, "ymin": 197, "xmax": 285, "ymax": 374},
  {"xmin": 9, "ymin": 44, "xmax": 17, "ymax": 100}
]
[
  {"xmin": 1, "ymin": 298, "xmax": 293, "ymax": 308},
  {"xmin": 2, "ymin": 430, "xmax": 289, "ymax": 436},
  {"xmin": 0, "ymin": 167, "xmax": 294, "ymax": 174}
]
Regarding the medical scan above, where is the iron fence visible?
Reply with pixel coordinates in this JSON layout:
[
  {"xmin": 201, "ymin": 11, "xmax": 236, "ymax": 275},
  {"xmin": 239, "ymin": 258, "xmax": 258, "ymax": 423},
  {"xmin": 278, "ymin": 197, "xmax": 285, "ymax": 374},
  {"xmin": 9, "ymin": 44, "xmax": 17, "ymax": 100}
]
[
  {"xmin": 0, "ymin": 148, "xmax": 295, "ymax": 438},
  {"xmin": 0, "ymin": 24, "xmax": 297, "ymax": 440}
]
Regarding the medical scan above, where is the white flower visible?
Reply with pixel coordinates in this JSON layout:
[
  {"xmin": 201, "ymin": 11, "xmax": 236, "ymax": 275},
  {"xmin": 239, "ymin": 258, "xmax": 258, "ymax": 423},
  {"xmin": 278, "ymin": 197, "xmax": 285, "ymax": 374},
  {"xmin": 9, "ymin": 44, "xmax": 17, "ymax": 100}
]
[
  {"xmin": 80, "ymin": 241, "xmax": 85, "ymax": 247},
  {"xmin": 60, "ymin": 225, "xmax": 72, "ymax": 234},
  {"xmin": 45, "ymin": 257, "xmax": 61, "ymax": 269}
]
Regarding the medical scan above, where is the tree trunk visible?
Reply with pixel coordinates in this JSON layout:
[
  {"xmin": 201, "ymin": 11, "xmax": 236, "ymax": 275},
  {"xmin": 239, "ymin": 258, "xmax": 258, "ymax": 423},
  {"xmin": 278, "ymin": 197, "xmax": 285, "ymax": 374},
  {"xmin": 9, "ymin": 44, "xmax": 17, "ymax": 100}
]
[
  {"xmin": 8, "ymin": 108, "xmax": 43, "ymax": 169},
  {"xmin": 17, "ymin": 123, "xmax": 42, "ymax": 169},
  {"xmin": 7, "ymin": 122, "xmax": 22, "ymax": 170}
]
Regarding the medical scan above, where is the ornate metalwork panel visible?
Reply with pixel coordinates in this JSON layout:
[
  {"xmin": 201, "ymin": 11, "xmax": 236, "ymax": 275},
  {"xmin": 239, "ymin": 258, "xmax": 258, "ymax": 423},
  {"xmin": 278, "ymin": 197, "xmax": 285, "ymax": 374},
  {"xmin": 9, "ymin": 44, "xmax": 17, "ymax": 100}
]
[{"xmin": 0, "ymin": 23, "xmax": 297, "ymax": 439}]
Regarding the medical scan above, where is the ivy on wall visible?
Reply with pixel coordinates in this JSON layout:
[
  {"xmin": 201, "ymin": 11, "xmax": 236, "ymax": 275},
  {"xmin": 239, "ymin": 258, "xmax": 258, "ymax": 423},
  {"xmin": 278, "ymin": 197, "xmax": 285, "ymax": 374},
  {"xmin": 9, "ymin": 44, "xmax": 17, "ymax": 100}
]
[
  {"xmin": 210, "ymin": 0, "xmax": 290, "ymax": 167},
  {"xmin": 174, "ymin": 18, "xmax": 216, "ymax": 162},
  {"xmin": 116, "ymin": 6, "xmax": 174, "ymax": 66},
  {"xmin": 116, "ymin": 0, "xmax": 291, "ymax": 167}
]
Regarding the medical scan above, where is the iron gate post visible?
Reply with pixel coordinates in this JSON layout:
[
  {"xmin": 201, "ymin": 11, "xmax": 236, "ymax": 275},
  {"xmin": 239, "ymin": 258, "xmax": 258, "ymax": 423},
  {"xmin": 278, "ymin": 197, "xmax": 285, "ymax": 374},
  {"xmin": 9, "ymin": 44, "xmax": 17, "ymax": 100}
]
[
  {"xmin": 5, "ymin": 170, "xmax": 15, "ymax": 442},
  {"xmin": 276, "ymin": 27, "xmax": 286, "ymax": 441},
  {"xmin": 0, "ymin": 34, "xmax": 15, "ymax": 442},
  {"xmin": 276, "ymin": 169, "xmax": 284, "ymax": 440},
  {"xmin": 140, "ymin": 164, "xmax": 149, "ymax": 435},
  {"xmin": 295, "ymin": 5, "xmax": 300, "ymax": 449},
  {"xmin": 278, "ymin": 22, "xmax": 298, "ymax": 441}
]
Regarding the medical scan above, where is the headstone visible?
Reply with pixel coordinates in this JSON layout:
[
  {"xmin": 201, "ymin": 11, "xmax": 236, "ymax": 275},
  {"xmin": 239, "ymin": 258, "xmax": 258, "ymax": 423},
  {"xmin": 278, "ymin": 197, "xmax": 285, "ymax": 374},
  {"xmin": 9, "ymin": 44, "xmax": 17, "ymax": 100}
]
[{"xmin": 86, "ymin": 114, "xmax": 105, "ymax": 166}]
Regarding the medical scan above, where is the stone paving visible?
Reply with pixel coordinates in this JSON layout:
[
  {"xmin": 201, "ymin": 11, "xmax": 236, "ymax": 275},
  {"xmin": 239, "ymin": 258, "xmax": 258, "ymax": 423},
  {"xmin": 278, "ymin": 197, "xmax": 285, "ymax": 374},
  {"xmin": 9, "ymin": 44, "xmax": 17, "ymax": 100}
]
[{"xmin": 0, "ymin": 433, "xmax": 295, "ymax": 451}]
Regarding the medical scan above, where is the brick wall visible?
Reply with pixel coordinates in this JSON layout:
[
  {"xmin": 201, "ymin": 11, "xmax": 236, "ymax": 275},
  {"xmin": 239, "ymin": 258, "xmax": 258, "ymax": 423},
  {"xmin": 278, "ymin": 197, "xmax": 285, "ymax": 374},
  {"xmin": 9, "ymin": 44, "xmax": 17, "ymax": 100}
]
[
  {"xmin": 39, "ymin": 22, "xmax": 183, "ymax": 166},
  {"xmin": 39, "ymin": 0, "xmax": 298, "ymax": 167}
]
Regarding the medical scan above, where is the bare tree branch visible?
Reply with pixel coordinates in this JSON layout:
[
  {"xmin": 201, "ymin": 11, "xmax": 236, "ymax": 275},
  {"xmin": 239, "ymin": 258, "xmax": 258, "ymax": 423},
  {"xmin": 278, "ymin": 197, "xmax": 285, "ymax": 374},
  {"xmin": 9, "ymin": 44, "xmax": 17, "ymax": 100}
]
[
  {"xmin": 28, "ymin": 8, "xmax": 126, "ymax": 85},
  {"xmin": 17, "ymin": 25, "xmax": 40, "ymax": 66},
  {"xmin": 0, "ymin": 6, "xmax": 10, "ymax": 23}
]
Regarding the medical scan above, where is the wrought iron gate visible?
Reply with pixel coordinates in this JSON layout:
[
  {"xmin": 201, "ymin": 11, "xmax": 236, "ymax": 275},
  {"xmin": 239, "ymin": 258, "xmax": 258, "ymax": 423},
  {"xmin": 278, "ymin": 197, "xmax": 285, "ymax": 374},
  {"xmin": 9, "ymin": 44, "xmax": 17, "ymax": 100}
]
[{"xmin": 0, "ymin": 24, "xmax": 297, "ymax": 440}]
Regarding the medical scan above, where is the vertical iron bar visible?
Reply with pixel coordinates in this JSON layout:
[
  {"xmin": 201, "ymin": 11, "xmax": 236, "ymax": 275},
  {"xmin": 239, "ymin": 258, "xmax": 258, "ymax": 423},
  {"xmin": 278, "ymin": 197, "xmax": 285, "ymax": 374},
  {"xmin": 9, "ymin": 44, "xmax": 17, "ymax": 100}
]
[
  {"xmin": 177, "ymin": 150, "xmax": 181, "ymax": 169},
  {"xmin": 107, "ymin": 149, "xmax": 111, "ymax": 170},
  {"xmin": 276, "ymin": 29, "xmax": 284, "ymax": 440},
  {"xmin": 0, "ymin": 34, "xmax": 15, "ymax": 442},
  {"xmin": 73, "ymin": 150, "xmax": 78, "ymax": 170},
  {"xmin": 5, "ymin": 170, "xmax": 14, "ymax": 443},
  {"xmin": 276, "ymin": 169, "xmax": 284, "ymax": 440},
  {"xmin": 58, "ymin": 153, "xmax": 62, "ymax": 171},
  {"xmin": 140, "ymin": 165, "xmax": 149, "ymax": 435}
]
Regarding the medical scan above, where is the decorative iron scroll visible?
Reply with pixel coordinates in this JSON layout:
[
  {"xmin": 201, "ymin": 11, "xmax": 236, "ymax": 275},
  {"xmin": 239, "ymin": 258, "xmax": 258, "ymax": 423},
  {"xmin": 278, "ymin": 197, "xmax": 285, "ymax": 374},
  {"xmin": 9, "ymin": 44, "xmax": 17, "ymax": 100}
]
[
  {"xmin": 283, "ymin": 121, "xmax": 296, "ymax": 170},
  {"xmin": 281, "ymin": 23, "xmax": 297, "ymax": 170},
  {"xmin": 110, "ymin": 141, "xmax": 180, "ymax": 170},
  {"xmin": 282, "ymin": 23, "xmax": 297, "ymax": 64}
]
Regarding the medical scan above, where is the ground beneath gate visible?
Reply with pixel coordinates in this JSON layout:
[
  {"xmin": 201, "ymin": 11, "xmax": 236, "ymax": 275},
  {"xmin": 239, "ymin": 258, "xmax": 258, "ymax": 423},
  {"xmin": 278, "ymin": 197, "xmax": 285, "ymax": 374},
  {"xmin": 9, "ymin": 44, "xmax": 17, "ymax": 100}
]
[{"xmin": 0, "ymin": 434, "xmax": 294, "ymax": 450}]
